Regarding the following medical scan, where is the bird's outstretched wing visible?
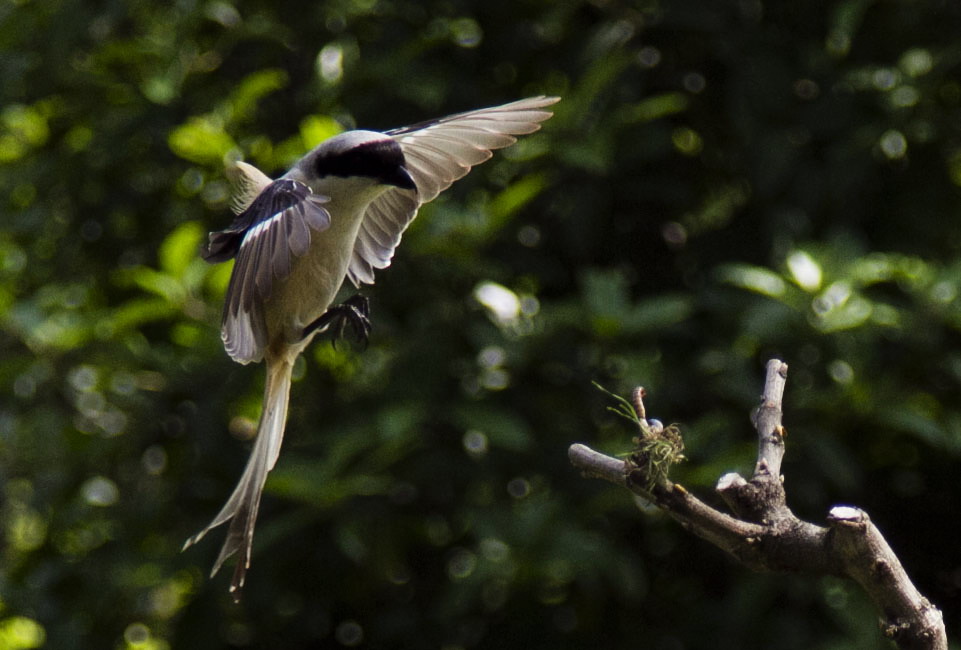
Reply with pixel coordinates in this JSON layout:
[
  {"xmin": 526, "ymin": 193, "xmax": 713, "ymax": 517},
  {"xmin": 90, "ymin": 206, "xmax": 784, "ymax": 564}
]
[
  {"xmin": 346, "ymin": 95, "xmax": 559, "ymax": 285},
  {"xmin": 203, "ymin": 175, "xmax": 331, "ymax": 363}
]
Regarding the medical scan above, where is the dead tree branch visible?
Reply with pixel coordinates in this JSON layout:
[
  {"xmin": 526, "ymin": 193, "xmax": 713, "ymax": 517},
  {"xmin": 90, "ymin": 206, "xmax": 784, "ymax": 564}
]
[{"xmin": 569, "ymin": 359, "xmax": 946, "ymax": 650}]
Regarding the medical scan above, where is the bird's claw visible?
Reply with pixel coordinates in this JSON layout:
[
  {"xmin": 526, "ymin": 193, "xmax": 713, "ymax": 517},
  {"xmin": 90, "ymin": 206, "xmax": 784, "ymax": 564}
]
[{"xmin": 303, "ymin": 295, "xmax": 371, "ymax": 348}]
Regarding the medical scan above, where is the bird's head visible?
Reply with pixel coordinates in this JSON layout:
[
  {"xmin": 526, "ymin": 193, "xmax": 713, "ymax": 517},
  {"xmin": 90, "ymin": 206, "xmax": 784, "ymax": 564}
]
[{"xmin": 294, "ymin": 130, "xmax": 416, "ymax": 193}]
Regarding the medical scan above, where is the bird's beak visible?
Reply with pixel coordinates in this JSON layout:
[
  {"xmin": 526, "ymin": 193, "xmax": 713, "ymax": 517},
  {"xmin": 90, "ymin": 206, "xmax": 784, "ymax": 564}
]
[{"xmin": 387, "ymin": 165, "xmax": 417, "ymax": 192}]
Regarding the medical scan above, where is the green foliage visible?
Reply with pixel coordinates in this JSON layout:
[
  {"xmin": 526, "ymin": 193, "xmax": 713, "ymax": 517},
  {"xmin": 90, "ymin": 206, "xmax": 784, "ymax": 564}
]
[
  {"xmin": 3, "ymin": 1, "xmax": 961, "ymax": 649},
  {"xmin": 0, "ymin": 615, "xmax": 46, "ymax": 650}
]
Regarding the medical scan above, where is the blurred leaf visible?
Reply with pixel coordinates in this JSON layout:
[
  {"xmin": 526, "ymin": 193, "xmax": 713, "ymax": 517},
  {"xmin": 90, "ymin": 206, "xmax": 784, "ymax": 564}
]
[
  {"xmin": 299, "ymin": 114, "xmax": 342, "ymax": 149},
  {"xmin": 616, "ymin": 92, "xmax": 689, "ymax": 125},
  {"xmin": 107, "ymin": 298, "xmax": 177, "ymax": 333},
  {"xmin": 168, "ymin": 117, "xmax": 236, "ymax": 165},
  {"xmin": 159, "ymin": 221, "xmax": 204, "ymax": 277},
  {"xmin": 717, "ymin": 264, "xmax": 788, "ymax": 299},
  {"xmin": 0, "ymin": 104, "xmax": 50, "ymax": 163},
  {"xmin": 227, "ymin": 69, "xmax": 289, "ymax": 123},
  {"xmin": 0, "ymin": 616, "xmax": 45, "ymax": 650},
  {"xmin": 811, "ymin": 282, "xmax": 875, "ymax": 332},
  {"xmin": 580, "ymin": 268, "xmax": 629, "ymax": 319},
  {"xmin": 486, "ymin": 172, "xmax": 548, "ymax": 228},
  {"xmin": 116, "ymin": 266, "xmax": 185, "ymax": 305},
  {"xmin": 623, "ymin": 294, "xmax": 694, "ymax": 334}
]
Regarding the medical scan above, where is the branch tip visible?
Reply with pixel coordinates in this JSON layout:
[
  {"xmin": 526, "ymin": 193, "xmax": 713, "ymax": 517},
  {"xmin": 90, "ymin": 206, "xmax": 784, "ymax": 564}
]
[
  {"xmin": 828, "ymin": 505, "xmax": 866, "ymax": 524},
  {"xmin": 631, "ymin": 386, "xmax": 647, "ymax": 420}
]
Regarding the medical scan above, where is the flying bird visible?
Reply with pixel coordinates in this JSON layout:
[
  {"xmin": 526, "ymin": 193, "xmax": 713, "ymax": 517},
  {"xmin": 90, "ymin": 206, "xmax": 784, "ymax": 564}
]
[{"xmin": 183, "ymin": 95, "xmax": 559, "ymax": 598}]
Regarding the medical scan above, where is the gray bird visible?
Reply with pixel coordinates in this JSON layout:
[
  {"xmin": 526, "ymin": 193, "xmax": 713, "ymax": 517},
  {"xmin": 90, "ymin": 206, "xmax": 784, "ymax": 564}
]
[{"xmin": 183, "ymin": 96, "xmax": 559, "ymax": 598}]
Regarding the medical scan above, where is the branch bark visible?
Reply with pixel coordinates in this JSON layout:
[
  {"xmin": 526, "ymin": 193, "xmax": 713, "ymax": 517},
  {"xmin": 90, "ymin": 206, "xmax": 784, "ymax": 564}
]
[{"xmin": 570, "ymin": 359, "xmax": 946, "ymax": 650}]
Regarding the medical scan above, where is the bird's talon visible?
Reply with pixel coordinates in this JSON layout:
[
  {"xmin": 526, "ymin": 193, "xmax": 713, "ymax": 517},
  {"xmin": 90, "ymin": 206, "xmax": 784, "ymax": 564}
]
[{"xmin": 302, "ymin": 295, "xmax": 372, "ymax": 348}]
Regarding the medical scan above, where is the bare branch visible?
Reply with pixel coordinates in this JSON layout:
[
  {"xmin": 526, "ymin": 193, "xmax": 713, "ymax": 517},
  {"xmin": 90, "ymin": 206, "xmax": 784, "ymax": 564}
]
[
  {"xmin": 569, "ymin": 443, "xmax": 766, "ymax": 560},
  {"xmin": 752, "ymin": 359, "xmax": 789, "ymax": 479},
  {"xmin": 571, "ymin": 360, "xmax": 947, "ymax": 650},
  {"xmin": 828, "ymin": 507, "xmax": 946, "ymax": 650},
  {"xmin": 568, "ymin": 443, "xmax": 627, "ymax": 486}
]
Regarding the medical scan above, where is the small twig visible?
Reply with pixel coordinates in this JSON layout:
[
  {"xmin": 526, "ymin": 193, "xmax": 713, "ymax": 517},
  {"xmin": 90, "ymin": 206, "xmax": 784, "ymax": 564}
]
[
  {"xmin": 631, "ymin": 387, "xmax": 647, "ymax": 420},
  {"xmin": 570, "ymin": 360, "xmax": 947, "ymax": 650},
  {"xmin": 722, "ymin": 359, "xmax": 790, "ymax": 525},
  {"xmin": 752, "ymin": 359, "xmax": 789, "ymax": 479}
]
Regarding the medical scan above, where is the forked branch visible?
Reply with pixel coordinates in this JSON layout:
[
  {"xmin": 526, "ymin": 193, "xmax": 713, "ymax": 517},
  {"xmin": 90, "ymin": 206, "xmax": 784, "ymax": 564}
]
[{"xmin": 569, "ymin": 359, "xmax": 946, "ymax": 650}]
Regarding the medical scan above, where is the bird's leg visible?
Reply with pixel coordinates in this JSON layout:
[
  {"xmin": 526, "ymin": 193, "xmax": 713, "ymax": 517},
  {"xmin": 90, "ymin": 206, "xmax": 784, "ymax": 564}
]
[{"xmin": 302, "ymin": 294, "xmax": 371, "ymax": 348}]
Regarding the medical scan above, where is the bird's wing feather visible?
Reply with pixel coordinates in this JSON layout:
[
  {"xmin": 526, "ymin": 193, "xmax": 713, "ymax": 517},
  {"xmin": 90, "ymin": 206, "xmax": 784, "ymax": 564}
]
[
  {"xmin": 203, "ymin": 178, "xmax": 331, "ymax": 363},
  {"xmin": 345, "ymin": 95, "xmax": 559, "ymax": 287}
]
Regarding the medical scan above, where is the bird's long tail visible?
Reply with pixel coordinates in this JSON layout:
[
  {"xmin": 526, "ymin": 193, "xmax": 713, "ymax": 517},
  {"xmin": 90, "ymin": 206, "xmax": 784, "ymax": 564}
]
[{"xmin": 182, "ymin": 354, "xmax": 294, "ymax": 599}]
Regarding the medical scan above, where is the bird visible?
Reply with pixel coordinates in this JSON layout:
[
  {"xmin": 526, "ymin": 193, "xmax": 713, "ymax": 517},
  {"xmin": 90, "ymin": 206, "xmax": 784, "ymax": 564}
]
[{"xmin": 182, "ymin": 95, "xmax": 559, "ymax": 599}]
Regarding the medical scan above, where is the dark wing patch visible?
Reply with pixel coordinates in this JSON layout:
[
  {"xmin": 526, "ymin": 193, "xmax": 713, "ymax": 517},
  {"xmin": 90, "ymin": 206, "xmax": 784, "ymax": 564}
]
[{"xmin": 204, "ymin": 179, "xmax": 331, "ymax": 363}]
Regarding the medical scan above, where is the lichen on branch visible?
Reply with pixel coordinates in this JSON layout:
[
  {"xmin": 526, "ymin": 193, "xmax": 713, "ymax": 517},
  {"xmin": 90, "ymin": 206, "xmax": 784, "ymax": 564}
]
[{"xmin": 593, "ymin": 382, "xmax": 685, "ymax": 492}]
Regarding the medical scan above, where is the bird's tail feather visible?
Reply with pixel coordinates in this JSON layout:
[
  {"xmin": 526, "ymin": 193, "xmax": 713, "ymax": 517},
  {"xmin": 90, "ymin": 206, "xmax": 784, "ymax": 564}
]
[{"xmin": 182, "ymin": 354, "xmax": 294, "ymax": 599}]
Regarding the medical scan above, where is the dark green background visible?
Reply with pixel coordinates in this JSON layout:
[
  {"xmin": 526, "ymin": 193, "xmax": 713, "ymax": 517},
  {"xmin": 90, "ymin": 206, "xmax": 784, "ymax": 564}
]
[{"xmin": 2, "ymin": 1, "xmax": 960, "ymax": 648}]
